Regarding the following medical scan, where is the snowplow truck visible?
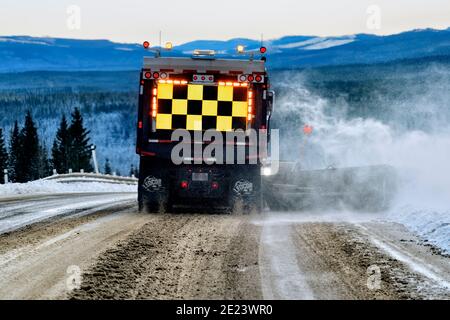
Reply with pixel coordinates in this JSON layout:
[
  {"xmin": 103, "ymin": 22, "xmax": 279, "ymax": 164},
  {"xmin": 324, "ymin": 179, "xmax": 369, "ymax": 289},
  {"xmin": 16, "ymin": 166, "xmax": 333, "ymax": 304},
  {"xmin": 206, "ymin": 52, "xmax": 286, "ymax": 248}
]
[{"xmin": 136, "ymin": 51, "xmax": 273, "ymax": 213}]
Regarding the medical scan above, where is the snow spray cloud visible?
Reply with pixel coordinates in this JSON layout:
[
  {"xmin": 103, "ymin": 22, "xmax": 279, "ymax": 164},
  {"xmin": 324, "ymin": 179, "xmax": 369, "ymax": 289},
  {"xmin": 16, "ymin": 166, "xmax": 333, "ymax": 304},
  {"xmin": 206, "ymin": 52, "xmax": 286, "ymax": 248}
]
[{"xmin": 271, "ymin": 68, "xmax": 450, "ymax": 252}]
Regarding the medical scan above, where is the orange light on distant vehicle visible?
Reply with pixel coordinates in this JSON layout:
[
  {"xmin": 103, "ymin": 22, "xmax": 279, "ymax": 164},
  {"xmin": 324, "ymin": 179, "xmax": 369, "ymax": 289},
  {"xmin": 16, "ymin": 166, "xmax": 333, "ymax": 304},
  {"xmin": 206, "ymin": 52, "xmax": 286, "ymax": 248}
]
[{"xmin": 303, "ymin": 124, "xmax": 313, "ymax": 135}]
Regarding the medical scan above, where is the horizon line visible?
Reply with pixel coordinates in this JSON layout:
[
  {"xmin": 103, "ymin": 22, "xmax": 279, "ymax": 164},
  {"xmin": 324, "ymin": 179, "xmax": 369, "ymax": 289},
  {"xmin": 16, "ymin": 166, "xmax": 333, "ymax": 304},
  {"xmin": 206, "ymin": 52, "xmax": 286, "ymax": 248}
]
[{"xmin": 1, "ymin": 26, "xmax": 449, "ymax": 46}]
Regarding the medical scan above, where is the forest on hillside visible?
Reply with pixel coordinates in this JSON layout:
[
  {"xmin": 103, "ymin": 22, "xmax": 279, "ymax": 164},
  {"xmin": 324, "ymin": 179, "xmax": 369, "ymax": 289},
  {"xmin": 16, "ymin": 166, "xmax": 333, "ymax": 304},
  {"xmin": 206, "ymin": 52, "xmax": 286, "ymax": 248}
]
[{"xmin": 0, "ymin": 58, "xmax": 449, "ymax": 176}]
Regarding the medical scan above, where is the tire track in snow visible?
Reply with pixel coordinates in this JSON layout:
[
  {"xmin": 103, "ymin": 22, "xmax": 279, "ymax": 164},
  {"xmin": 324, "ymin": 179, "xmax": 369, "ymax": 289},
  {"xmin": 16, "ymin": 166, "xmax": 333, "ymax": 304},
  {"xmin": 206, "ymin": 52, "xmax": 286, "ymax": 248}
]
[
  {"xmin": 356, "ymin": 223, "xmax": 450, "ymax": 291},
  {"xmin": 258, "ymin": 219, "xmax": 315, "ymax": 299}
]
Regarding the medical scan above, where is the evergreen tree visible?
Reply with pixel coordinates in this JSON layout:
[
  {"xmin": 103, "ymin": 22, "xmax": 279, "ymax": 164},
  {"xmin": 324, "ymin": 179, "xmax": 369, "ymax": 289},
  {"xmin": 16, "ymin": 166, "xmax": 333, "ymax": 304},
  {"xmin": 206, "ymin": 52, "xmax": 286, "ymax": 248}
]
[
  {"xmin": 38, "ymin": 142, "xmax": 51, "ymax": 178},
  {"xmin": 104, "ymin": 158, "xmax": 112, "ymax": 175},
  {"xmin": 68, "ymin": 108, "xmax": 93, "ymax": 172},
  {"xmin": 0, "ymin": 128, "xmax": 8, "ymax": 184},
  {"xmin": 8, "ymin": 121, "xmax": 21, "ymax": 182},
  {"xmin": 20, "ymin": 111, "xmax": 40, "ymax": 182},
  {"xmin": 129, "ymin": 164, "xmax": 139, "ymax": 178},
  {"xmin": 51, "ymin": 115, "xmax": 70, "ymax": 174}
]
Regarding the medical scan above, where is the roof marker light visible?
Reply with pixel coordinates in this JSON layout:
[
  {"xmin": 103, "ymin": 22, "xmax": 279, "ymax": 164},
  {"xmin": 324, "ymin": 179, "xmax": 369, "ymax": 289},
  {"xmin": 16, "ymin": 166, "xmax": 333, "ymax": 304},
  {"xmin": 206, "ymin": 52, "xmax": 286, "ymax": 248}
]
[
  {"xmin": 143, "ymin": 41, "xmax": 150, "ymax": 49},
  {"xmin": 260, "ymin": 46, "xmax": 267, "ymax": 54}
]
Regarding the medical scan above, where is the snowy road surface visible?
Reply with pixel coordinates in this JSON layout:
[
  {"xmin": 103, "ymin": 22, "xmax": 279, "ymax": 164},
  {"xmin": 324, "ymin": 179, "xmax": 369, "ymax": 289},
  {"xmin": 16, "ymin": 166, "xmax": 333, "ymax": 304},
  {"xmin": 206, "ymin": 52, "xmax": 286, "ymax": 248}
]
[
  {"xmin": 0, "ymin": 194, "xmax": 448, "ymax": 299},
  {"xmin": 0, "ymin": 193, "xmax": 136, "ymax": 234}
]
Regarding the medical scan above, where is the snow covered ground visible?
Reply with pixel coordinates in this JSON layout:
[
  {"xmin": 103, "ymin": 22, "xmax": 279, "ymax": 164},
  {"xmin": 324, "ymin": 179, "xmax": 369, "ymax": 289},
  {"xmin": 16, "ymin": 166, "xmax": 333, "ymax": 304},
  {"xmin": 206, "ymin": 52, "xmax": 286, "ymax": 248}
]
[
  {"xmin": 389, "ymin": 206, "xmax": 450, "ymax": 255},
  {"xmin": 0, "ymin": 179, "xmax": 136, "ymax": 197}
]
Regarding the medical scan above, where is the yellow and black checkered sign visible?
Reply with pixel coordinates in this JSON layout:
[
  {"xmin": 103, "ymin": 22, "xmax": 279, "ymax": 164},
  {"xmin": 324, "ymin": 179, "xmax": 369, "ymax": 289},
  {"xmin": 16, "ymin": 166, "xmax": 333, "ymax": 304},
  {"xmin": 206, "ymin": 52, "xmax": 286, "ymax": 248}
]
[{"xmin": 155, "ymin": 83, "xmax": 248, "ymax": 131}]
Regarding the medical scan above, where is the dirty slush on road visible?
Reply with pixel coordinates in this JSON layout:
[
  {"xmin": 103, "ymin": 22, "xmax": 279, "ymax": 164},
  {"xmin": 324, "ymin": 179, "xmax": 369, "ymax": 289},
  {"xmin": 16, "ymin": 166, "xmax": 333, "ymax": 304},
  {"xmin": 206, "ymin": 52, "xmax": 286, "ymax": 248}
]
[{"xmin": 70, "ymin": 213, "xmax": 449, "ymax": 300}]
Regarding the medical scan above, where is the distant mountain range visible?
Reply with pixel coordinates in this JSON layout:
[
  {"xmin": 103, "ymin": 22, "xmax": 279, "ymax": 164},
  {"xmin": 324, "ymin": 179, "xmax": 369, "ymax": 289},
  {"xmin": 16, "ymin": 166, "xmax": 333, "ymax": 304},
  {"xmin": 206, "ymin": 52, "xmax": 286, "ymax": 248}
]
[{"xmin": 0, "ymin": 28, "xmax": 449, "ymax": 72}]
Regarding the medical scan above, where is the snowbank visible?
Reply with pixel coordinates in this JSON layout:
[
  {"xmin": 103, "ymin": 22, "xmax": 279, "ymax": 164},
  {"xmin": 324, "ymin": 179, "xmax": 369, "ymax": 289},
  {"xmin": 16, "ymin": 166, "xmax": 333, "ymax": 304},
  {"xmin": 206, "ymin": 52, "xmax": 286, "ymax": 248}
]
[
  {"xmin": 0, "ymin": 179, "xmax": 136, "ymax": 197},
  {"xmin": 389, "ymin": 206, "xmax": 450, "ymax": 254}
]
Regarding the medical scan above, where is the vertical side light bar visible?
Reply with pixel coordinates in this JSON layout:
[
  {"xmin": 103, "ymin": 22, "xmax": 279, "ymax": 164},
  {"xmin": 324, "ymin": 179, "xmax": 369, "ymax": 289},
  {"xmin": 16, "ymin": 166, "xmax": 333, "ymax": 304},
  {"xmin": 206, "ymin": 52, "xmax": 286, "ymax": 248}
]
[
  {"xmin": 151, "ymin": 86, "xmax": 157, "ymax": 132},
  {"xmin": 247, "ymin": 89, "xmax": 253, "ymax": 129}
]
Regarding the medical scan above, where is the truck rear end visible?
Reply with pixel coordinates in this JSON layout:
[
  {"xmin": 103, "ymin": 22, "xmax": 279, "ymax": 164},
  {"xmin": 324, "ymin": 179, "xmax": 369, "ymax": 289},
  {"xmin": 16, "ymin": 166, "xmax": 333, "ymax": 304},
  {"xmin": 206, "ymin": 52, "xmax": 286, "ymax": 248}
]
[{"xmin": 136, "ymin": 51, "xmax": 273, "ymax": 213}]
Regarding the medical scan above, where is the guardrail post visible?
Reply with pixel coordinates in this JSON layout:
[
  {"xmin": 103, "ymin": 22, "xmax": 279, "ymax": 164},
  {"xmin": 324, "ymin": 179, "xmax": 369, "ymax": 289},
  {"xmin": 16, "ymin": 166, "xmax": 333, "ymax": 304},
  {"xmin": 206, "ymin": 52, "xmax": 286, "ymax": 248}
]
[
  {"xmin": 80, "ymin": 169, "xmax": 84, "ymax": 173},
  {"xmin": 91, "ymin": 145, "xmax": 99, "ymax": 174},
  {"xmin": 69, "ymin": 168, "xmax": 72, "ymax": 174},
  {"xmin": 112, "ymin": 172, "xmax": 116, "ymax": 176},
  {"xmin": 3, "ymin": 169, "xmax": 8, "ymax": 184},
  {"xmin": 131, "ymin": 174, "xmax": 135, "ymax": 179},
  {"xmin": 53, "ymin": 169, "xmax": 57, "ymax": 175}
]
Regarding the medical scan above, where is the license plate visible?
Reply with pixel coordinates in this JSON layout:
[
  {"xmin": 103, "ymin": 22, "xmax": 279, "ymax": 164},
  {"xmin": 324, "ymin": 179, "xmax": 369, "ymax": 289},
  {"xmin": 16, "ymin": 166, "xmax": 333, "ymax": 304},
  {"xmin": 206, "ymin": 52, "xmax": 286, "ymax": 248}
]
[{"xmin": 192, "ymin": 172, "xmax": 208, "ymax": 181}]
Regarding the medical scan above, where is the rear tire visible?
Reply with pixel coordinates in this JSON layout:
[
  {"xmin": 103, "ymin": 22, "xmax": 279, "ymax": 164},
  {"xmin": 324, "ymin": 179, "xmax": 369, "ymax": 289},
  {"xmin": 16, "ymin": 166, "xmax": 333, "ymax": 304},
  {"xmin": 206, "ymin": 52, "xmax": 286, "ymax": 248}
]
[{"xmin": 139, "ymin": 193, "xmax": 171, "ymax": 214}]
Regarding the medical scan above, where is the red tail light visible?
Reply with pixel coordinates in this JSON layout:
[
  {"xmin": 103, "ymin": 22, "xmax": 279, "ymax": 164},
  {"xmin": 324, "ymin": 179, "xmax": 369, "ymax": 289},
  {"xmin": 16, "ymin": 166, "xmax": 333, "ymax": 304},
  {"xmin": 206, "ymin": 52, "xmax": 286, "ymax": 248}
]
[
  {"xmin": 144, "ymin": 72, "xmax": 151, "ymax": 79},
  {"xmin": 180, "ymin": 181, "xmax": 189, "ymax": 189},
  {"xmin": 255, "ymin": 75, "xmax": 262, "ymax": 82},
  {"xmin": 247, "ymin": 74, "xmax": 254, "ymax": 82},
  {"xmin": 153, "ymin": 72, "xmax": 160, "ymax": 79}
]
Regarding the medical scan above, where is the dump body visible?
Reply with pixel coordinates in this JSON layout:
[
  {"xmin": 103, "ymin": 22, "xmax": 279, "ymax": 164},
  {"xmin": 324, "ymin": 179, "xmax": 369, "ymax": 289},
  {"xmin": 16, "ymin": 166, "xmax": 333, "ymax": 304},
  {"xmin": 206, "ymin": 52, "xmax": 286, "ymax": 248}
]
[{"xmin": 136, "ymin": 55, "xmax": 273, "ymax": 212}]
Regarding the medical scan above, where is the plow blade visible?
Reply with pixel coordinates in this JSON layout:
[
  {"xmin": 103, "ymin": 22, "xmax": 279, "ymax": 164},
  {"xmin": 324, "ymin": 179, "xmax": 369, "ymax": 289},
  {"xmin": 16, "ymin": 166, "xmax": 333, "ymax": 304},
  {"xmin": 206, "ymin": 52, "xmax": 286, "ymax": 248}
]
[{"xmin": 263, "ymin": 163, "xmax": 397, "ymax": 212}]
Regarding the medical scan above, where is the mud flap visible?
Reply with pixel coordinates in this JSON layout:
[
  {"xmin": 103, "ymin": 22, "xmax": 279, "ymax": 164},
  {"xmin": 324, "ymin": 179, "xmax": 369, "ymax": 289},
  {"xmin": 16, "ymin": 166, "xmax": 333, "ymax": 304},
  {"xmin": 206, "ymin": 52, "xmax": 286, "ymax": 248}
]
[
  {"xmin": 138, "ymin": 158, "xmax": 171, "ymax": 213},
  {"xmin": 230, "ymin": 166, "xmax": 262, "ymax": 214}
]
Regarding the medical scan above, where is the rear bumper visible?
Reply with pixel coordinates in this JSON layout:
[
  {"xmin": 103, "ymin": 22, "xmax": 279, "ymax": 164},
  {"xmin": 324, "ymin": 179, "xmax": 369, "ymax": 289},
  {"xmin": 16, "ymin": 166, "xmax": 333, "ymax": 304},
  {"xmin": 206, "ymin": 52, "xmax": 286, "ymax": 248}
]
[{"xmin": 138, "ymin": 157, "xmax": 261, "ymax": 207}]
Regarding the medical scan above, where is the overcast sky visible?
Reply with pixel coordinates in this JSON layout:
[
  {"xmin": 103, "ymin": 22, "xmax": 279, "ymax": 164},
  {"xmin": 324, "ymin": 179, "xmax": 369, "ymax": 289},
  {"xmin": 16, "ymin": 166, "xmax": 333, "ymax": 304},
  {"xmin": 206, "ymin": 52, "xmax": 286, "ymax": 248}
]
[{"xmin": 1, "ymin": 0, "xmax": 449, "ymax": 44}]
